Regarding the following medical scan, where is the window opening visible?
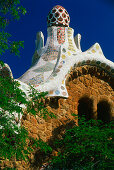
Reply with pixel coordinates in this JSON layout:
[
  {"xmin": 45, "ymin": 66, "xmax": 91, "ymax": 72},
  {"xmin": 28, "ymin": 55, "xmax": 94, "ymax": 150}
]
[
  {"xmin": 97, "ymin": 100, "xmax": 111, "ymax": 124},
  {"xmin": 78, "ymin": 97, "xmax": 93, "ymax": 121}
]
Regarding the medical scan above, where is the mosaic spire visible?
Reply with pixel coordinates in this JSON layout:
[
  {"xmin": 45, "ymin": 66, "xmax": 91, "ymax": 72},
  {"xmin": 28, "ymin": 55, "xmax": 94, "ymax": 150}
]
[
  {"xmin": 47, "ymin": 5, "xmax": 70, "ymax": 27},
  {"xmin": 5, "ymin": 5, "xmax": 113, "ymax": 99}
]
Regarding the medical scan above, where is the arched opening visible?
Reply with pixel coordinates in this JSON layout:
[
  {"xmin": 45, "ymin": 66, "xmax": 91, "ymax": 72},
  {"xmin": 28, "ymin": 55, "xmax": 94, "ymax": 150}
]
[
  {"xmin": 97, "ymin": 100, "xmax": 111, "ymax": 124},
  {"xmin": 78, "ymin": 97, "xmax": 93, "ymax": 121}
]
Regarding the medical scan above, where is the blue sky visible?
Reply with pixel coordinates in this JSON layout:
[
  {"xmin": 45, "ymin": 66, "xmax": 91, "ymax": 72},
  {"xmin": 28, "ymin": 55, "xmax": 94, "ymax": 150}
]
[{"xmin": 1, "ymin": 0, "xmax": 114, "ymax": 79}]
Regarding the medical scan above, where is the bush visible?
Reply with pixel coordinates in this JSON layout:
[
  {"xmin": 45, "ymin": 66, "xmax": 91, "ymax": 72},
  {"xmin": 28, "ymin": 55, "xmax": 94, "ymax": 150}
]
[{"xmin": 50, "ymin": 115, "xmax": 114, "ymax": 170}]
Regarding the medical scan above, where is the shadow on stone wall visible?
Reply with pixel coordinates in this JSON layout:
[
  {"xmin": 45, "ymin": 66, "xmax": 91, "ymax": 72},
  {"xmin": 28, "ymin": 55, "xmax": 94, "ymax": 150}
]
[
  {"xmin": 49, "ymin": 97, "xmax": 59, "ymax": 109},
  {"xmin": 45, "ymin": 97, "xmax": 60, "ymax": 109},
  {"xmin": 30, "ymin": 120, "xmax": 76, "ymax": 169}
]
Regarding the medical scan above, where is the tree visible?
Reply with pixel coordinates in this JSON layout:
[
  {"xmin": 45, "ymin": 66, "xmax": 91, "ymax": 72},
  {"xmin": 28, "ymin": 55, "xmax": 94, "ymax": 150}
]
[
  {"xmin": 0, "ymin": 74, "xmax": 54, "ymax": 161},
  {"xmin": 0, "ymin": 0, "xmax": 54, "ymax": 163},
  {"xmin": 0, "ymin": 0, "xmax": 26, "ymax": 57}
]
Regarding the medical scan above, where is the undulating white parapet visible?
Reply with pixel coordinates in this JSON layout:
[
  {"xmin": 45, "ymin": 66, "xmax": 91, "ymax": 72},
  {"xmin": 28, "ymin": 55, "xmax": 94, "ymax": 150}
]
[{"xmin": 1, "ymin": 5, "xmax": 114, "ymax": 99}]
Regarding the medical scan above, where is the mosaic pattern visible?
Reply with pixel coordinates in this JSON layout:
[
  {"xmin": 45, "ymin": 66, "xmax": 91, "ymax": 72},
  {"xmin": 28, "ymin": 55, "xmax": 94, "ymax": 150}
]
[
  {"xmin": 48, "ymin": 88, "xmax": 68, "ymax": 97},
  {"xmin": 61, "ymin": 85, "xmax": 65, "ymax": 90},
  {"xmin": 49, "ymin": 90, "xmax": 54, "ymax": 95},
  {"xmin": 57, "ymin": 27, "xmax": 65, "ymax": 44},
  {"xmin": 47, "ymin": 5, "xmax": 70, "ymax": 27},
  {"xmin": 86, "ymin": 43, "xmax": 104, "ymax": 56},
  {"xmin": 76, "ymin": 60, "xmax": 114, "ymax": 75},
  {"xmin": 2, "ymin": 5, "xmax": 114, "ymax": 99},
  {"xmin": 68, "ymin": 28, "xmax": 76, "ymax": 52},
  {"xmin": 48, "ymin": 80, "xmax": 68, "ymax": 97},
  {"xmin": 67, "ymin": 51, "xmax": 71, "ymax": 56},
  {"xmin": 105, "ymin": 65, "xmax": 111, "ymax": 71},
  {"xmin": 42, "ymin": 48, "xmax": 58, "ymax": 61},
  {"xmin": 62, "ymin": 54, "xmax": 66, "ymax": 59},
  {"xmin": 55, "ymin": 90, "xmax": 60, "ymax": 95},
  {"xmin": 62, "ymin": 92, "xmax": 67, "ymax": 96},
  {"xmin": 33, "ymin": 62, "xmax": 55, "ymax": 72},
  {"xmin": 62, "ymin": 48, "xmax": 66, "ymax": 53},
  {"xmin": 0, "ymin": 64, "xmax": 13, "ymax": 79},
  {"xmin": 25, "ymin": 74, "xmax": 44, "ymax": 86},
  {"xmin": 59, "ymin": 80, "xmax": 68, "ymax": 97},
  {"xmin": 42, "ymin": 28, "xmax": 58, "ymax": 61}
]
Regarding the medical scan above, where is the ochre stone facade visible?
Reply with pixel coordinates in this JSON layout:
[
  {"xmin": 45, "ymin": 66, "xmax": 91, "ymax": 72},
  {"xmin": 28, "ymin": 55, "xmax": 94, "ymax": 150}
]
[{"xmin": 0, "ymin": 65, "xmax": 114, "ymax": 169}]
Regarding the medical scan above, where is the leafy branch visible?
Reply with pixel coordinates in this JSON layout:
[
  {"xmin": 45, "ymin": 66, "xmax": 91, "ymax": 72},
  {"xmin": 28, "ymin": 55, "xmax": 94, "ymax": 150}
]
[
  {"xmin": 0, "ymin": 73, "xmax": 55, "ymax": 161},
  {"xmin": 0, "ymin": 0, "xmax": 26, "ymax": 57}
]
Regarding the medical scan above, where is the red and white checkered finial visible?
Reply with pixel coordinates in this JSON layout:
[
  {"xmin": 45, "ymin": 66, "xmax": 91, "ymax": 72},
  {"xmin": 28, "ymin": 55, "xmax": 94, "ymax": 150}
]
[{"xmin": 47, "ymin": 5, "xmax": 70, "ymax": 27}]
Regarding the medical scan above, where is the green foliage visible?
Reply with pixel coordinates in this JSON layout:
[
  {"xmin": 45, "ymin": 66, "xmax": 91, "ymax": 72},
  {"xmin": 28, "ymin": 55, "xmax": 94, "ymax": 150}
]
[
  {"xmin": 50, "ymin": 115, "xmax": 114, "ymax": 169},
  {"xmin": 0, "ymin": 0, "xmax": 26, "ymax": 57},
  {"xmin": 0, "ymin": 120, "xmax": 30, "ymax": 161},
  {"xmin": 32, "ymin": 138, "xmax": 52, "ymax": 154},
  {"xmin": 0, "ymin": 75, "xmax": 31, "ymax": 161},
  {"xmin": 0, "ymin": 31, "xmax": 11, "ymax": 55},
  {"xmin": 26, "ymin": 85, "xmax": 57, "ymax": 120},
  {"xmin": 0, "ymin": 60, "xmax": 5, "ymax": 67},
  {"xmin": 0, "ymin": 76, "xmax": 27, "ymax": 112},
  {"xmin": 0, "ymin": 0, "xmax": 26, "ymax": 18},
  {"xmin": 0, "ymin": 0, "xmax": 54, "ymax": 166},
  {"xmin": 0, "ymin": 2, "xmax": 113, "ymax": 169},
  {"xmin": 0, "ymin": 71, "xmax": 113, "ymax": 169},
  {"xmin": 0, "ymin": 73, "xmax": 54, "ymax": 161}
]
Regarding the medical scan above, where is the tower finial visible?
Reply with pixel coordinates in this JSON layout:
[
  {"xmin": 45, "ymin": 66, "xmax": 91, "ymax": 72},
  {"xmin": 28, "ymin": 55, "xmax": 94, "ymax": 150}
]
[{"xmin": 47, "ymin": 5, "xmax": 70, "ymax": 27}]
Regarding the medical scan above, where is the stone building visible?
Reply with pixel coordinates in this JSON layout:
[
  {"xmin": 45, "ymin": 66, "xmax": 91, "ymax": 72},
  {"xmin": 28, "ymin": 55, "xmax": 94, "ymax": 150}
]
[{"xmin": 0, "ymin": 5, "xmax": 114, "ymax": 169}]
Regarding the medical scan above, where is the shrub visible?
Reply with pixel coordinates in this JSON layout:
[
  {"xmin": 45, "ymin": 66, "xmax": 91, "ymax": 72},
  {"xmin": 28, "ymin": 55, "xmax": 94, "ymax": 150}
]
[{"xmin": 50, "ymin": 115, "xmax": 113, "ymax": 170}]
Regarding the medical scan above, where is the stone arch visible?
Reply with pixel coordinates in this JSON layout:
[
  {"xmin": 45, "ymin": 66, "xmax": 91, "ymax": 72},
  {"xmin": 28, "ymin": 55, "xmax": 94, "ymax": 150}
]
[
  {"xmin": 97, "ymin": 100, "xmax": 111, "ymax": 123},
  {"xmin": 78, "ymin": 96, "xmax": 94, "ymax": 121},
  {"xmin": 65, "ymin": 65, "xmax": 114, "ymax": 89},
  {"xmin": 65, "ymin": 64, "xmax": 114, "ymax": 124}
]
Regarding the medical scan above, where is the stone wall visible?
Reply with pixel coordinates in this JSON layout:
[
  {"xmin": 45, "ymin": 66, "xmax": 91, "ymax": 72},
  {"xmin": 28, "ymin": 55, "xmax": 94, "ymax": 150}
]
[
  {"xmin": 0, "ymin": 65, "xmax": 114, "ymax": 169},
  {"xmin": 66, "ymin": 65, "xmax": 114, "ymax": 121}
]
